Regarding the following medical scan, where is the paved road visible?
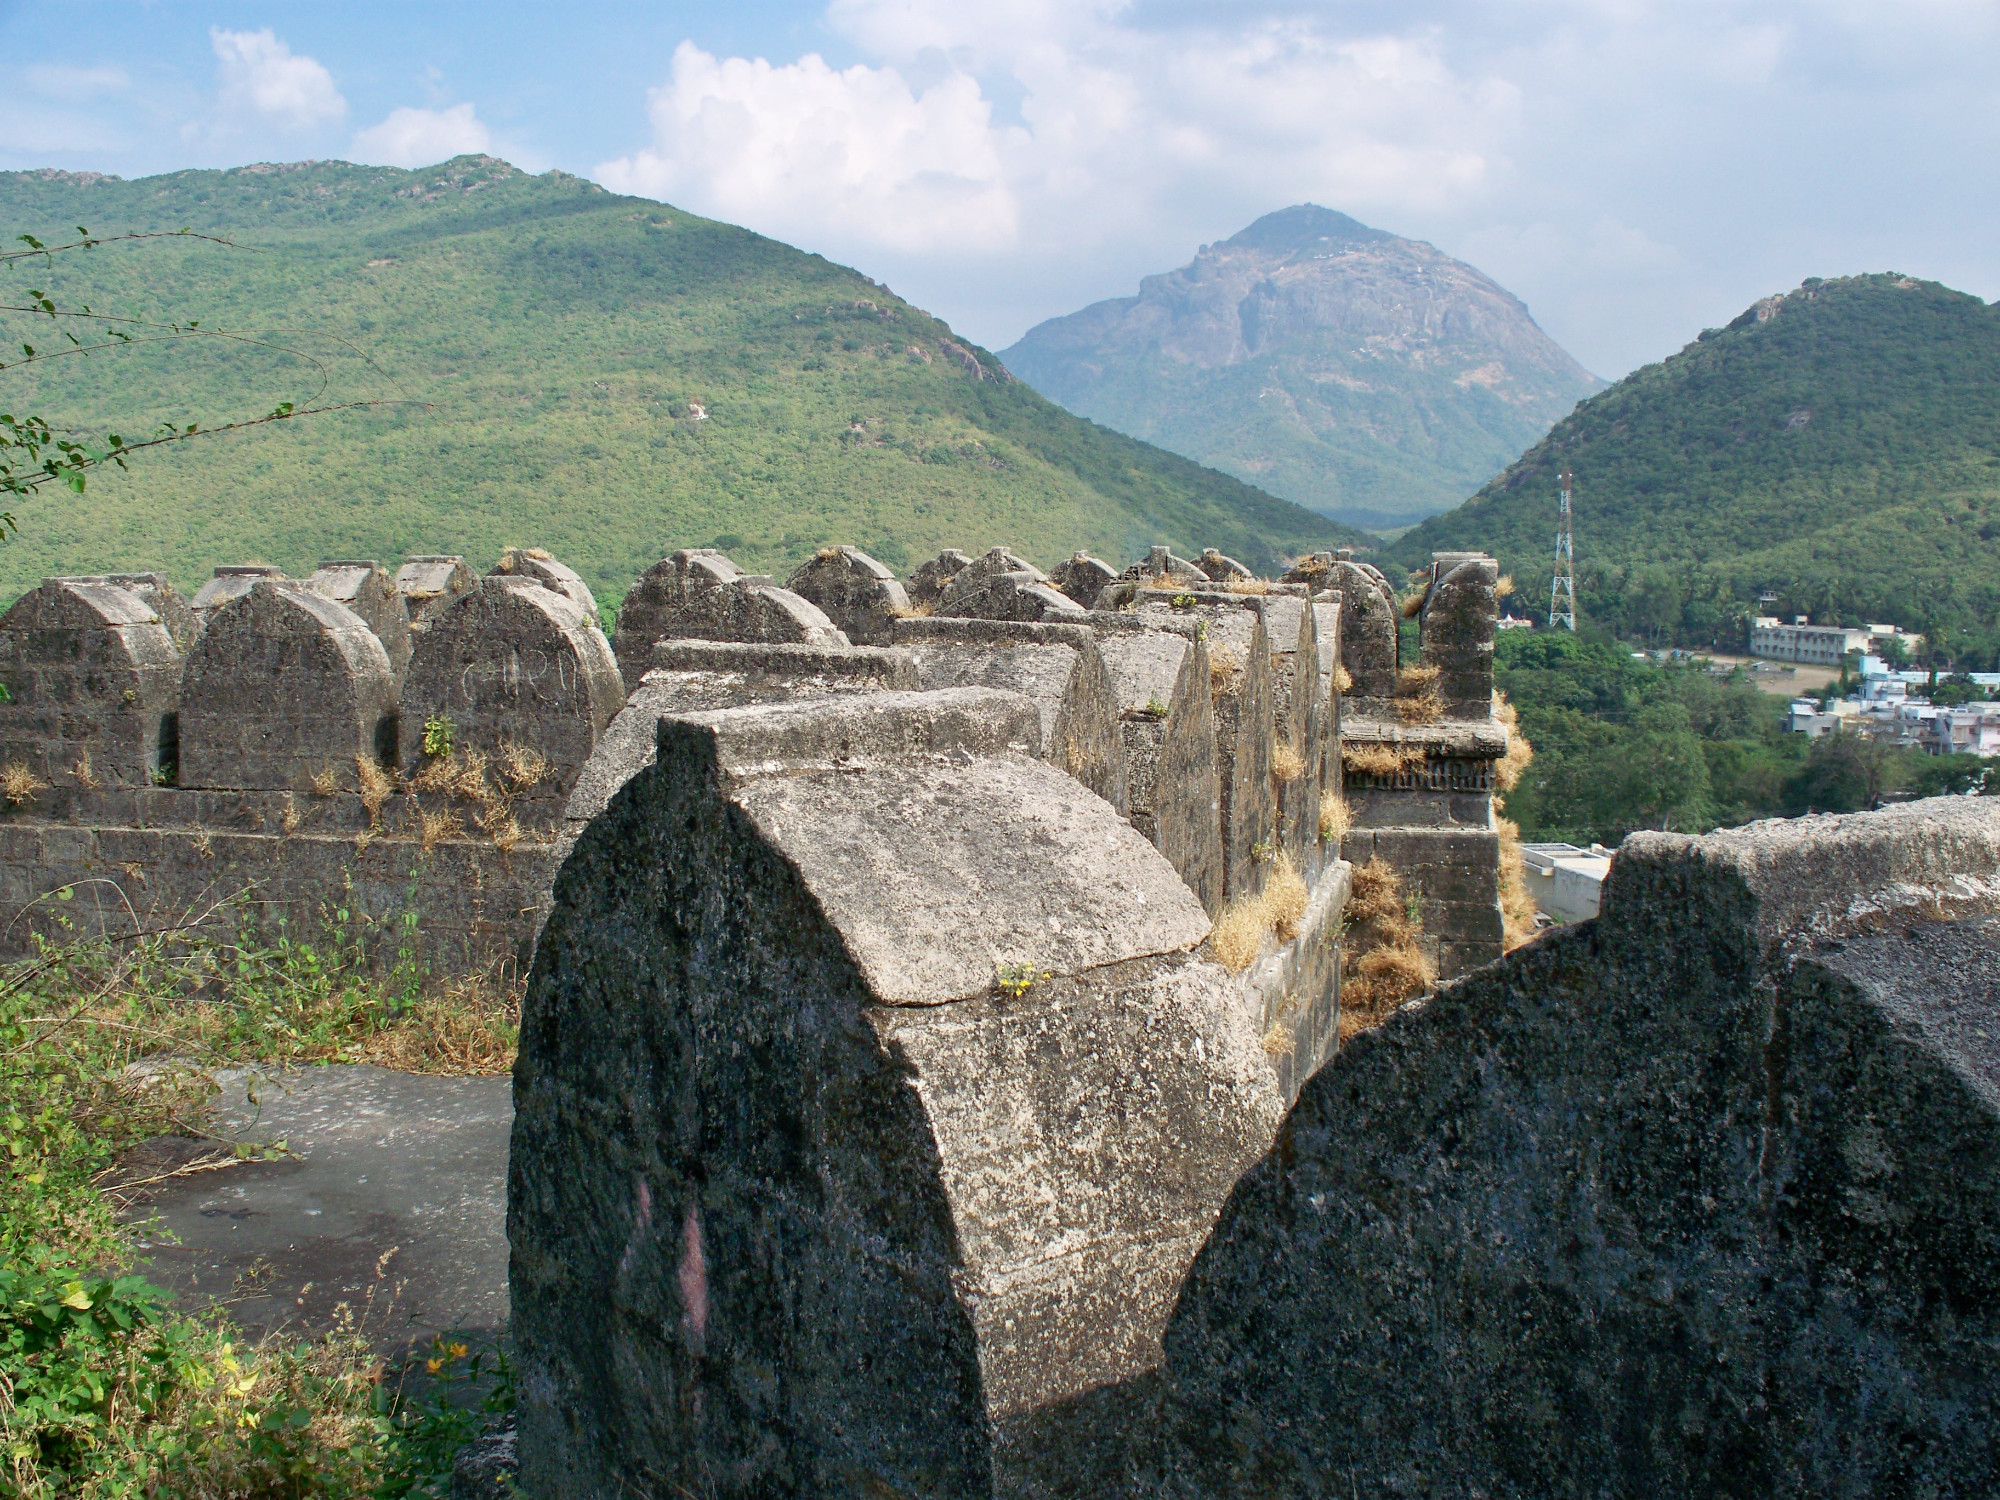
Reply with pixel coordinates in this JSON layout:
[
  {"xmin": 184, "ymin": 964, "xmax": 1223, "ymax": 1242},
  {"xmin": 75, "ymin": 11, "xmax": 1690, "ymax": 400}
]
[{"xmin": 121, "ymin": 1065, "xmax": 512, "ymax": 1350}]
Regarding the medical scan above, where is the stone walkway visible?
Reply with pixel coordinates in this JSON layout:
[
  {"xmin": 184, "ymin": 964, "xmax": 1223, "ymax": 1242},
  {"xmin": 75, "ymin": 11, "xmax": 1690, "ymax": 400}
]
[{"xmin": 119, "ymin": 1065, "xmax": 512, "ymax": 1349}]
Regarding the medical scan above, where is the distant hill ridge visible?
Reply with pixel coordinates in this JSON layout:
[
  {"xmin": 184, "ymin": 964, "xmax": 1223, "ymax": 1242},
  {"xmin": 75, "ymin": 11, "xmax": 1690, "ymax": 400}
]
[
  {"xmin": 0, "ymin": 156, "xmax": 1361, "ymax": 606},
  {"xmin": 1393, "ymin": 273, "xmax": 2000, "ymax": 658},
  {"xmin": 1002, "ymin": 204, "xmax": 1603, "ymax": 529}
]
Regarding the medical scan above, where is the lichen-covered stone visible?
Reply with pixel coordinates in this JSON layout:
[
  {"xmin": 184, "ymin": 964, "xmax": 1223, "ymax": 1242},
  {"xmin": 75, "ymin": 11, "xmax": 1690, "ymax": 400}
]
[
  {"xmin": 565, "ymin": 640, "xmax": 916, "ymax": 826},
  {"xmin": 395, "ymin": 555, "xmax": 478, "ymax": 627},
  {"xmin": 893, "ymin": 619, "xmax": 1126, "ymax": 813},
  {"xmin": 491, "ymin": 547, "xmax": 598, "ymax": 621},
  {"xmin": 784, "ymin": 546, "xmax": 910, "ymax": 645},
  {"xmin": 934, "ymin": 548, "xmax": 1060, "ymax": 620},
  {"xmin": 1420, "ymin": 551, "xmax": 1499, "ymax": 718},
  {"xmin": 1153, "ymin": 635, "xmax": 1225, "ymax": 916},
  {"xmin": 1275, "ymin": 599, "xmax": 1322, "ymax": 865},
  {"xmin": 1212, "ymin": 611, "xmax": 1276, "ymax": 902},
  {"xmin": 1161, "ymin": 798, "xmax": 2000, "ymax": 1499},
  {"xmin": 1325, "ymin": 559, "xmax": 1398, "ymax": 703},
  {"xmin": 307, "ymin": 560, "xmax": 414, "ymax": 679},
  {"xmin": 664, "ymin": 581, "xmax": 851, "ymax": 651},
  {"xmin": 1048, "ymin": 552, "xmax": 1118, "ymax": 609},
  {"xmin": 190, "ymin": 564, "xmax": 285, "ymax": 631},
  {"xmin": 399, "ymin": 577, "xmax": 624, "ymax": 810},
  {"xmin": 181, "ymin": 582, "xmax": 398, "ymax": 792},
  {"xmin": 905, "ymin": 547, "xmax": 973, "ymax": 607},
  {"xmin": 510, "ymin": 690, "xmax": 1283, "ymax": 1497},
  {"xmin": 0, "ymin": 579, "xmax": 182, "ymax": 787},
  {"xmin": 610, "ymin": 549, "xmax": 748, "ymax": 684}
]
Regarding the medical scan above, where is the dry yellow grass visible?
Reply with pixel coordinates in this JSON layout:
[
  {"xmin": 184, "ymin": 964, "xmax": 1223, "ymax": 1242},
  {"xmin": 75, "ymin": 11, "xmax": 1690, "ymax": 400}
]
[
  {"xmin": 1209, "ymin": 645, "xmax": 1241, "ymax": 698},
  {"xmin": 497, "ymin": 741, "xmax": 548, "ymax": 790},
  {"xmin": 1333, "ymin": 663, "xmax": 1354, "ymax": 696},
  {"xmin": 360, "ymin": 986, "xmax": 520, "ymax": 1075},
  {"xmin": 1396, "ymin": 662, "xmax": 1441, "ymax": 693},
  {"xmin": 1319, "ymin": 795, "xmax": 1352, "ymax": 844},
  {"xmin": 1261, "ymin": 1021, "xmax": 1294, "ymax": 1057},
  {"xmin": 1343, "ymin": 742, "xmax": 1428, "ymax": 778},
  {"xmin": 1225, "ymin": 578, "xmax": 1271, "ymax": 595},
  {"xmin": 0, "ymin": 761, "xmax": 46, "ymax": 807},
  {"xmin": 1270, "ymin": 740, "xmax": 1305, "ymax": 783},
  {"xmin": 409, "ymin": 753, "xmax": 458, "ymax": 794},
  {"xmin": 309, "ymin": 765, "xmax": 339, "ymax": 798},
  {"xmin": 72, "ymin": 752, "xmax": 100, "ymax": 790},
  {"xmin": 354, "ymin": 755, "xmax": 393, "ymax": 826},
  {"xmin": 418, "ymin": 807, "xmax": 463, "ymax": 851},
  {"xmin": 280, "ymin": 795, "xmax": 300, "ymax": 836},
  {"xmin": 888, "ymin": 600, "xmax": 936, "ymax": 619},
  {"xmin": 1495, "ymin": 695, "xmax": 1534, "ymax": 792},
  {"xmin": 489, "ymin": 815, "xmax": 523, "ymax": 855},
  {"xmin": 1395, "ymin": 689, "xmax": 1446, "ymax": 725},
  {"xmin": 1496, "ymin": 574, "xmax": 1516, "ymax": 597},
  {"xmin": 1266, "ymin": 854, "xmax": 1308, "ymax": 939},
  {"xmin": 1339, "ymin": 857, "xmax": 1435, "ymax": 1040},
  {"xmin": 1210, "ymin": 897, "xmax": 1266, "ymax": 973},
  {"xmin": 1210, "ymin": 853, "xmax": 1309, "ymax": 971},
  {"xmin": 1497, "ymin": 814, "xmax": 1541, "ymax": 952}
]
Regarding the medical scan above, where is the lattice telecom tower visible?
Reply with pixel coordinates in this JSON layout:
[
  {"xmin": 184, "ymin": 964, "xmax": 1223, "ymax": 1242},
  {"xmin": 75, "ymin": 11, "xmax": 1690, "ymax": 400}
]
[{"xmin": 1549, "ymin": 466, "xmax": 1576, "ymax": 631}]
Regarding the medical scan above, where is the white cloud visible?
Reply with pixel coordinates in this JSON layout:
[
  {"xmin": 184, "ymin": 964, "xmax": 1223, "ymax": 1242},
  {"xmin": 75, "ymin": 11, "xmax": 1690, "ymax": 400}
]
[
  {"xmin": 20, "ymin": 65, "xmax": 130, "ymax": 100},
  {"xmin": 351, "ymin": 103, "xmax": 492, "ymax": 168},
  {"xmin": 596, "ymin": 42, "xmax": 1018, "ymax": 255},
  {"xmin": 593, "ymin": 0, "xmax": 1997, "ymax": 376},
  {"xmin": 210, "ymin": 28, "xmax": 346, "ymax": 131}
]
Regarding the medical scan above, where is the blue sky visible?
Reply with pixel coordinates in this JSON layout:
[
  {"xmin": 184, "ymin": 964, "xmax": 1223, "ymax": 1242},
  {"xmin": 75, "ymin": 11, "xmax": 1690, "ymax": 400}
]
[{"xmin": 2, "ymin": 1, "xmax": 1995, "ymax": 379}]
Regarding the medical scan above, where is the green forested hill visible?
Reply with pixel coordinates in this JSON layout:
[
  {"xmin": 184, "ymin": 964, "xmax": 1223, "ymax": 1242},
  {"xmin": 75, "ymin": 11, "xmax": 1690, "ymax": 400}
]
[
  {"xmin": 1393, "ymin": 275, "xmax": 2000, "ymax": 662},
  {"xmin": 0, "ymin": 156, "xmax": 1361, "ymax": 606}
]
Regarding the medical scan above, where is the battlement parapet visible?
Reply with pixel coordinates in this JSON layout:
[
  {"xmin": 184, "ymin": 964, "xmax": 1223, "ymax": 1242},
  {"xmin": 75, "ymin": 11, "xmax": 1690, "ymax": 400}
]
[
  {"xmin": 190, "ymin": 564, "xmax": 285, "ymax": 631},
  {"xmin": 393, "ymin": 555, "xmax": 476, "ymax": 626},
  {"xmin": 306, "ymin": 560, "xmax": 414, "ymax": 679},
  {"xmin": 181, "ymin": 580, "xmax": 398, "ymax": 794},
  {"xmin": 510, "ymin": 687, "xmax": 1285, "ymax": 1494},
  {"xmin": 783, "ymin": 545, "xmax": 909, "ymax": 645}
]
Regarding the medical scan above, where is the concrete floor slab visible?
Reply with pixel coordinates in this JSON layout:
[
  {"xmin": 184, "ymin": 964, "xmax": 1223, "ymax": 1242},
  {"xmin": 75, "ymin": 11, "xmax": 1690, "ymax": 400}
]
[{"xmin": 121, "ymin": 1064, "xmax": 511, "ymax": 1349}]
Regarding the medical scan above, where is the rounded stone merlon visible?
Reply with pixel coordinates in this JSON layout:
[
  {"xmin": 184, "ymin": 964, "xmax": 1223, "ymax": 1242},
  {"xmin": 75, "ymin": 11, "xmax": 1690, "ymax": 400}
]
[
  {"xmin": 60, "ymin": 572, "xmax": 197, "ymax": 650},
  {"xmin": 905, "ymin": 547, "xmax": 974, "ymax": 607},
  {"xmin": 179, "ymin": 580, "xmax": 398, "ymax": 792},
  {"xmin": 307, "ymin": 560, "xmax": 414, "ymax": 680},
  {"xmin": 784, "ymin": 546, "xmax": 911, "ymax": 647},
  {"xmin": 514, "ymin": 691, "xmax": 1278, "ymax": 1493},
  {"xmin": 394, "ymin": 554, "xmax": 477, "ymax": 626},
  {"xmin": 934, "ymin": 548, "xmax": 1047, "ymax": 617},
  {"xmin": 489, "ymin": 547, "xmax": 599, "ymax": 620},
  {"xmin": 566, "ymin": 642, "xmax": 920, "ymax": 825},
  {"xmin": 0, "ymin": 578, "xmax": 183, "ymax": 786},
  {"xmin": 611, "ymin": 548, "xmax": 749, "ymax": 687},
  {"xmin": 662, "ymin": 581, "xmax": 851, "ymax": 650},
  {"xmin": 1197, "ymin": 548, "xmax": 1255, "ymax": 582},
  {"xmin": 398, "ymin": 575, "xmax": 625, "ymax": 794},
  {"xmin": 190, "ymin": 564, "xmax": 286, "ymax": 629},
  {"xmin": 1047, "ymin": 552, "xmax": 1119, "ymax": 610}
]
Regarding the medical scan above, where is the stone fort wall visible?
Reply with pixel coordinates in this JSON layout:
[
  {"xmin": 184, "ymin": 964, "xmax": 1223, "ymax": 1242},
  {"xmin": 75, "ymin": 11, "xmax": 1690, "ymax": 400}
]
[{"xmin": 0, "ymin": 541, "xmax": 1507, "ymax": 1079}]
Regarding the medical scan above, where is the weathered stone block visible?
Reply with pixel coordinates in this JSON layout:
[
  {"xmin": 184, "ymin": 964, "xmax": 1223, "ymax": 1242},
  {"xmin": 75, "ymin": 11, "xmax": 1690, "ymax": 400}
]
[
  {"xmin": 892, "ymin": 619, "xmax": 1126, "ymax": 813},
  {"xmin": 784, "ymin": 545, "xmax": 910, "ymax": 646},
  {"xmin": 398, "ymin": 577, "xmax": 625, "ymax": 809},
  {"xmin": 905, "ymin": 547, "xmax": 973, "ymax": 607},
  {"xmin": 64, "ymin": 572, "xmax": 196, "ymax": 650},
  {"xmin": 1196, "ymin": 549, "xmax": 1253, "ymax": 583},
  {"xmin": 1213, "ymin": 611, "xmax": 1277, "ymax": 902},
  {"xmin": 510, "ymin": 690, "xmax": 1282, "ymax": 1496},
  {"xmin": 1275, "ymin": 597, "xmax": 1321, "ymax": 866},
  {"xmin": 1324, "ymin": 559, "xmax": 1398, "ymax": 703},
  {"xmin": 1048, "ymin": 552, "xmax": 1118, "ymax": 609},
  {"xmin": 490, "ymin": 547, "xmax": 598, "ymax": 621},
  {"xmin": 394, "ymin": 555, "xmax": 477, "ymax": 626},
  {"xmin": 565, "ymin": 640, "xmax": 917, "ymax": 826},
  {"xmin": 664, "ymin": 580, "xmax": 851, "ymax": 651},
  {"xmin": 190, "ymin": 564, "xmax": 285, "ymax": 632},
  {"xmin": 0, "ymin": 579, "xmax": 182, "ymax": 787},
  {"xmin": 180, "ymin": 582, "xmax": 398, "ymax": 794},
  {"xmin": 1161, "ymin": 799, "xmax": 2000, "ymax": 1498},
  {"xmin": 307, "ymin": 560, "xmax": 414, "ymax": 679},
  {"xmin": 1419, "ymin": 551, "xmax": 1498, "ymax": 719},
  {"xmin": 610, "ymin": 548, "xmax": 748, "ymax": 685}
]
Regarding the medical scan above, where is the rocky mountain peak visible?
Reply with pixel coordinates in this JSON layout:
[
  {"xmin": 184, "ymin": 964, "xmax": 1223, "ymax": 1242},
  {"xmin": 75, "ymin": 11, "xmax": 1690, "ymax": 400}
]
[{"xmin": 1001, "ymin": 208, "xmax": 1603, "ymax": 528}]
